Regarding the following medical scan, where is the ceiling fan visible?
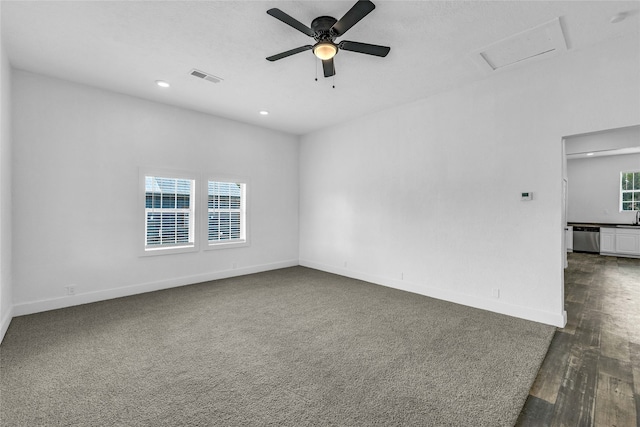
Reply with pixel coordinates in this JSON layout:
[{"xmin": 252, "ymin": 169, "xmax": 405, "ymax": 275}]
[{"xmin": 266, "ymin": 0, "xmax": 390, "ymax": 78}]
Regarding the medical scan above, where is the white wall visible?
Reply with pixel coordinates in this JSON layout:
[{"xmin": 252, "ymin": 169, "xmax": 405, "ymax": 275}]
[
  {"xmin": 299, "ymin": 34, "xmax": 640, "ymax": 327},
  {"xmin": 568, "ymin": 154, "xmax": 640, "ymax": 224},
  {"xmin": 0, "ymin": 28, "xmax": 14, "ymax": 340},
  {"xmin": 12, "ymin": 71, "xmax": 299, "ymax": 315},
  {"xmin": 5, "ymin": 33, "xmax": 639, "ymax": 331},
  {"xmin": 566, "ymin": 125, "xmax": 640, "ymax": 154}
]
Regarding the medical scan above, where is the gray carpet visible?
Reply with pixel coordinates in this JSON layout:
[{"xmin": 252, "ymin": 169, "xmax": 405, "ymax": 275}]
[{"xmin": 1, "ymin": 267, "xmax": 554, "ymax": 426}]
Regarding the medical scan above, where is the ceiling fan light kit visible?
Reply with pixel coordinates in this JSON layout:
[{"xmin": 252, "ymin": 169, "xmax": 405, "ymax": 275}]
[
  {"xmin": 313, "ymin": 42, "xmax": 338, "ymax": 60},
  {"xmin": 266, "ymin": 0, "xmax": 390, "ymax": 78}
]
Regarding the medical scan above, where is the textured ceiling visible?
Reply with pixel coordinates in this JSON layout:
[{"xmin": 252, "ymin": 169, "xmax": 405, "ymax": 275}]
[{"xmin": 2, "ymin": 1, "xmax": 639, "ymax": 135}]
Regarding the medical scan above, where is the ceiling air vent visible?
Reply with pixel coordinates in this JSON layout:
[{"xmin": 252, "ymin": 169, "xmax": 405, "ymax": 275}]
[
  {"xmin": 190, "ymin": 69, "xmax": 223, "ymax": 84},
  {"xmin": 471, "ymin": 17, "xmax": 567, "ymax": 72}
]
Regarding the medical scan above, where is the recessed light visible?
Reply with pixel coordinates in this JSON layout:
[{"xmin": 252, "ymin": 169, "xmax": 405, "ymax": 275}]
[
  {"xmin": 610, "ymin": 12, "xmax": 627, "ymax": 24},
  {"xmin": 155, "ymin": 80, "xmax": 170, "ymax": 88},
  {"xmin": 259, "ymin": 111, "xmax": 269, "ymax": 116},
  {"xmin": 587, "ymin": 152, "xmax": 595, "ymax": 156}
]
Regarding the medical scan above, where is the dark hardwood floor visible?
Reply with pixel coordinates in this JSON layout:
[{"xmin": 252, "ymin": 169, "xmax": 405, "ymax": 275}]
[{"xmin": 516, "ymin": 252, "xmax": 640, "ymax": 427}]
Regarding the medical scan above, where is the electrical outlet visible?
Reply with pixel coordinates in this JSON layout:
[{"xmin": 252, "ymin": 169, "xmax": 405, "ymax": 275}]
[
  {"xmin": 492, "ymin": 288, "xmax": 500, "ymax": 299},
  {"xmin": 232, "ymin": 263, "xmax": 237, "ymax": 269},
  {"xmin": 65, "ymin": 285, "xmax": 76, "ymax": 296},
  {"xmin": 343, "ymin": 261, "xmax": 348, "ymax": 268},
  {"xmin": 401, "ymin": 272, "xmax": 404, "ymax": 280}
]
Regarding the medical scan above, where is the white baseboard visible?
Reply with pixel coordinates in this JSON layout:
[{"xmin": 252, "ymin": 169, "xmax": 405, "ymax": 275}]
[
  {"xmin": 0, "ymin": 305, "xmax": 14, "ymax": 344},
  {"xmin": 12, "ymin": 259, "xmax": 299, "ymax": 317},
  {"xmin": 299, "ymin": 259, "xmax": 566, "ymax": 328},
  {"xmin": 9, "ymin": 258, "xmax": 567, "ymax": 328}
]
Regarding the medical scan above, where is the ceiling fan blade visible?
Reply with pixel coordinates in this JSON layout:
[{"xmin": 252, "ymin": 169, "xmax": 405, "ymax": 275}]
[
  {"xmin": 266, "ymin": 45, "xmax": 313, "ymax": 62},
  {"xmin": 331, "ymin": 0, "xmax": 376, "ymax": 37},
  {"xmin": 267, "ymin": 8, "xmax": 315, "ymax": 37},
  {"xmin": 322, "ymin": 58, "xmax": 336, "ymax": 77},
  {"xmin": 339, "ymin": 41, "xmax": 390, "ymax": 57}
]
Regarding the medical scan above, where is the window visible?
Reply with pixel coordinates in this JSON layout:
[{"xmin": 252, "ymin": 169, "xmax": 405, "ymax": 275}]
[
  {"xmin": 207, "ymin": 180, "xmax": 246, "ymax": 247},
  {"xmin": 140, "ymin": 171, "xmax": 246, "ymax": 255},
  {"xmin": 621, "ymin": 171, "xmax": 640, "ymax": 211},
  {"xmin": 144, "ymin": 175, "xmax": 196, "ymax": 252}
]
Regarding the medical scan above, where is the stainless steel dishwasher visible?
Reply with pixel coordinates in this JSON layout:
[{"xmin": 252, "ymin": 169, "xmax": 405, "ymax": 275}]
[{"xmin": 572, "ymin": 226, "xmax": 600, "ymax": 253}]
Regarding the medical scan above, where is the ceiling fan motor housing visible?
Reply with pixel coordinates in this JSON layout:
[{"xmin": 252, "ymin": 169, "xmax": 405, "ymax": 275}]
[{"xmin": 311, "ymin": 16, "xmax": 338, "ymax": 42}]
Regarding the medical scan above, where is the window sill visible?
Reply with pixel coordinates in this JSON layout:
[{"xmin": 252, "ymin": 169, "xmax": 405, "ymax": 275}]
[
  {"xmin": 204, "ymin": 240, "xmax": 249, "ymax": 251},
  {"xmin": 141, "ymin": 244, "xmax": 198, "ymax": 257}
]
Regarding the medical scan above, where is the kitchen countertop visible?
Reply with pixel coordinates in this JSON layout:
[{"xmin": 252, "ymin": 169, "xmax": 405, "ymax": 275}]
[{"xmin": 568, "ymin": 222, "xmax": 639, "ymax": 228}]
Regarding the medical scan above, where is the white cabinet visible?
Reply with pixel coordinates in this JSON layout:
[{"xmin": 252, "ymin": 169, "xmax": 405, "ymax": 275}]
[
  {"xmin": 600, "ymin": 228, "xmax": 616, "ymax": 254},
  {"xmin": 600, "ymin": 227, "xmax": 640, "ymax": 258},
  {"xmin": 615, "ymin": 230, "xmax": 640, "ymax": 254}
]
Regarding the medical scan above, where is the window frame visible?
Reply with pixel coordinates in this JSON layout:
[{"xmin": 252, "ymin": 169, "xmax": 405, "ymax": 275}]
[
  {"xmin": 139, "ymin": 168, "xmax": 199, "ymax": 256},
  {"xmin": 620, "ymin": 170, "xmax": 640, "ymax": 212},
  {"xmin": 202, "ymin": 175, "xmax": 249, "ymax": 251}
]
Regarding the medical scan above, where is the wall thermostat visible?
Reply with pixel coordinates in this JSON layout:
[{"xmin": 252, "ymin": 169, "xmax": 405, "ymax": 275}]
[{"xmin": 521, "ymin": 192, "xmax": 533, "ymax": 201}]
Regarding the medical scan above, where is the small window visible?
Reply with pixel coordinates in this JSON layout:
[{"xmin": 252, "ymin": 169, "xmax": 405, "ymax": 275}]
[
  {"xmin": 620, "ymin": 171, "xmax": 640, "ymax": 211},
  {"xmin": 207, "ymin": 180, "xmax": 246, "ymax": 247},
  {"xmin": 144, "ymin": 175, "xmax": 196, "ymax": 252}
]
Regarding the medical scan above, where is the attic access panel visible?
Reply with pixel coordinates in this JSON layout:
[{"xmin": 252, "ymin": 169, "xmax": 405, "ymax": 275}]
[{"xmin": 472, "ymin": 17, "xmax": 567, "ymax": 72}]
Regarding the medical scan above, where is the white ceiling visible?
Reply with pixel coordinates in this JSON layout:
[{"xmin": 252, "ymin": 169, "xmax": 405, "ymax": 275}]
[{"xmin": 2, "ymin": 1, "xmax": 639, "ymax": 135}]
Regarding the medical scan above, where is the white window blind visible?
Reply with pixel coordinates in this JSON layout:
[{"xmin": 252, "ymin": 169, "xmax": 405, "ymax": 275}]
[
  {"xmin": 145, "ymin": 176, "xmax": 195, "ymax": 250},
  {"xmin": 621, "ymin": 171, "xmax": 640, "ymax": 211},
  {"xmin": 208, "ymin": 181, "xmax": 245, "ymax": 244}
]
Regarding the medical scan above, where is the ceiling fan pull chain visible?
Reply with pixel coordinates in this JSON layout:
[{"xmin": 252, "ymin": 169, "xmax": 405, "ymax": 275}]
[
  {"xmin": 315, "ymin": 58, "xmax": 318, "ymax": 82},
  {"xmin": 333, "ymin": 74, "xmax": 335, "ymax": 89}
]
